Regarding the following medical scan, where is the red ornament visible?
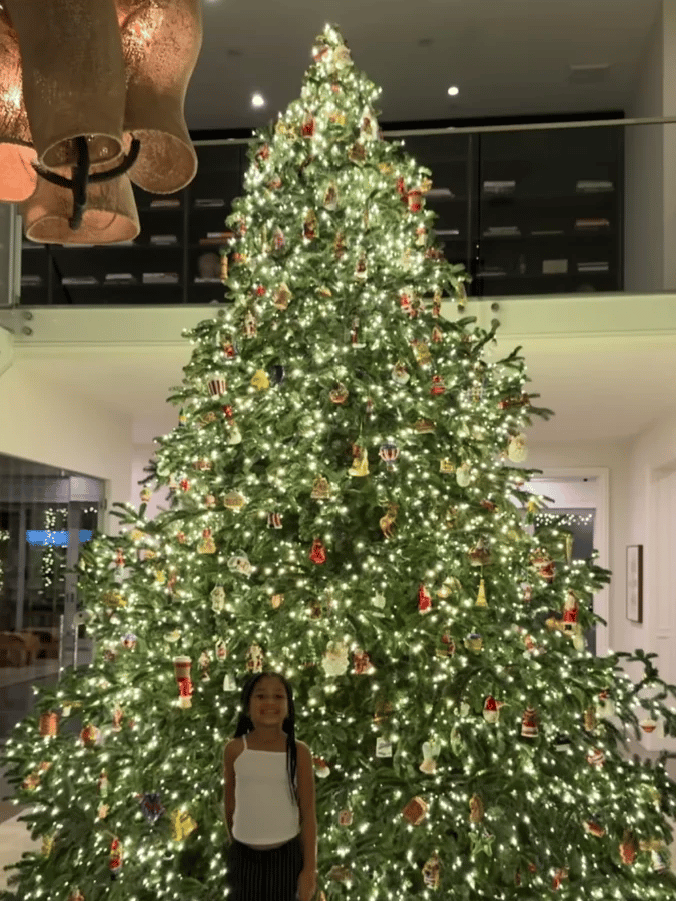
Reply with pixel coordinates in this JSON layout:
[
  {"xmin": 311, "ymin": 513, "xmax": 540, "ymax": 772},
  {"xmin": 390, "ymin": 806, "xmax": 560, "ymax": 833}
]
[
  {"xmin": 396, "ymin": 177, "xmax": 407, "ymax": 199},
  {"xmin": 301, "ymin": 113, "xmax": 315, "ymax": 137},
  {"xmin": 178, "ymin": 678, "xmax": 193, "ymax": 701},
  {"xmin": 309, "ymin": 539, "xmax": 326, "ymax": 564},
  {"xmin": 418, "ymin": 584, "xmax": 432, "ymax": 614},
  {"xmin": 431, "ymin": 375, "xmax": 446, "ymax": 396},
  {"xmin": 255, "ymin": 285, "xmax": 266, "ymax": 296},
  {"xmin": 353, "ymin": 650, "xmax": 373, "ymax": 674},
  {"xmin": 109, "ymin": 838, "xmax": 122, "ymax": 880},
  {"xmin": 521, "ymin": 707, "xmax": 538, "ymax": 738},
  {"xmin": 180, "ymin": 479, "xmax": 190, "ymax": 492},
  {"xmin": 407, "ymin": 189, "xmax": 423, "ymax": 212},
  {"xmin": 222, "ymin": 405, "xmax": 234, "ymax": 419}
]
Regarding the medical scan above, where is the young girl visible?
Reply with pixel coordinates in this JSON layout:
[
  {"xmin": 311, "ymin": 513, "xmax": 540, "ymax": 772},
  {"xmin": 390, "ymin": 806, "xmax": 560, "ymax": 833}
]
[{"xmin": 224, "ymin": 671, "xmax": 317, "ymax": 901}]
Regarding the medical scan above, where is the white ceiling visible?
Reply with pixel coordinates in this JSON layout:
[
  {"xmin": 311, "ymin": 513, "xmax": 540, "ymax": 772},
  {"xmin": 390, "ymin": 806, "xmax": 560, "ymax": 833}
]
[{"xmin": 187, "ymin": 0, "xmax": 661, "ymax": 129}]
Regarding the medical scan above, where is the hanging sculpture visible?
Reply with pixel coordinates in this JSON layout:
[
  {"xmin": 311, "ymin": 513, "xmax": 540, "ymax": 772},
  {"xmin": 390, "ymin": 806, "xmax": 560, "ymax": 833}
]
[{"xmin": 0, "ymin": 0, "xmax": 203, "ymax": 244}]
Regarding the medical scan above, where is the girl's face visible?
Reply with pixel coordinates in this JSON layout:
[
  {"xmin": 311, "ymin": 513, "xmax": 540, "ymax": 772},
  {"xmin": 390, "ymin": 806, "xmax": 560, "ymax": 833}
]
[{"xmin": 248, "ymin": 677, "xmax": 289, "ymax": 728}]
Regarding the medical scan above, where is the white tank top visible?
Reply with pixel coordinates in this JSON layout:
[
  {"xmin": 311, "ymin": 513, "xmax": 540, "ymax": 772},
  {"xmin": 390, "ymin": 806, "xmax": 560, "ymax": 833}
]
[{"xmin": 232, "ymin": 733, "xmax": 300, "ymax": 844}]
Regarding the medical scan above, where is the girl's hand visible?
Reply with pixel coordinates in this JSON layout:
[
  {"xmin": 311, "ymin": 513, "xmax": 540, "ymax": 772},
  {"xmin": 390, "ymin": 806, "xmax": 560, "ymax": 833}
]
[{"xmin": 297, "ymin": 867, "xmax": 317, "ymax": 901}]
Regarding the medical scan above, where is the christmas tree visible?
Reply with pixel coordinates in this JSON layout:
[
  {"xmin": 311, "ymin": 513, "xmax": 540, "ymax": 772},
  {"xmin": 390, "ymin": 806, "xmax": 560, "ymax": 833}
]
[{"xmin": 3, "ymin": 23, "xmax": 676, "ymax": 901}]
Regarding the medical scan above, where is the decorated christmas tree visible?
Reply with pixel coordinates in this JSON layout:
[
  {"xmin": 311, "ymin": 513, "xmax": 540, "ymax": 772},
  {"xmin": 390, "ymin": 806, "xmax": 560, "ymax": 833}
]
[{"xmin": 3, "ymin": 23, "xmax": 676, "ymax": 901}]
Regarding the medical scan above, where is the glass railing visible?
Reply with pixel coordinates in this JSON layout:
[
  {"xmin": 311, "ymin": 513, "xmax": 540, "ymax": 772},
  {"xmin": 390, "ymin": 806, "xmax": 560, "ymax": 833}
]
[{"xmin": 7, "ymin": 116, "xmax": 676, "ymax": 305}]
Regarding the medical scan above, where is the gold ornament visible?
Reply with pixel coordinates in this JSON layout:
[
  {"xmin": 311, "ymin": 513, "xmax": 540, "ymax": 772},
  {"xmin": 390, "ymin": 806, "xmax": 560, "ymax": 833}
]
[
  {"xmin": 349, "ymin": 446, "xmax": 369, "ymax": 477},
  {"xmin": 251, "ymin": 369, "xmax": 270, "ymax": 391},
  {"xmin": 311, "ymin": 476, "xmax": 331, "ymax": 499},
  {"xmin": 170, "ymin": 809, "xmax": 198, "ymax": 841},
  {"xmin": 476, "ymin": 579, "xmax": 487, "ymax": 607}
]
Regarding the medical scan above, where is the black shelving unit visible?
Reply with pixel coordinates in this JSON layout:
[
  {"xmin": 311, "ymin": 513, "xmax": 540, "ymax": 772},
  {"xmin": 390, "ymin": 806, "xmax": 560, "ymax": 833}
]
[{"xmin": 18, "ymin": 123, "xmax": 623, "ymax": 304}]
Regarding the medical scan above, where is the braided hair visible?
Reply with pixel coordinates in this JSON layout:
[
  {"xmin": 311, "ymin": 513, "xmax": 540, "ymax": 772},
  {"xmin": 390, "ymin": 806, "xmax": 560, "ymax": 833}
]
[{"xmin": 233, "ymin": 671, "xmax": 298, "ymax": 803}]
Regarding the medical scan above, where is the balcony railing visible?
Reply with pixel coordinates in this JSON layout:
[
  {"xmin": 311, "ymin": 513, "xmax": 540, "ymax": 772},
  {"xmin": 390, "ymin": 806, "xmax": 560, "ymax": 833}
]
[{"xmin": 5, "ymin": 115, "xmax": 676, "ymax": 305}]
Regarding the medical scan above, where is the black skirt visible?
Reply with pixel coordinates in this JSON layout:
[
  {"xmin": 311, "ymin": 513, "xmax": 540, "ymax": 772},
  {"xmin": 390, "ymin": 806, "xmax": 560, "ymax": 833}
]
[{"xmin": 227, "ymin": 834, "xmax": 303, "ymax": 901}]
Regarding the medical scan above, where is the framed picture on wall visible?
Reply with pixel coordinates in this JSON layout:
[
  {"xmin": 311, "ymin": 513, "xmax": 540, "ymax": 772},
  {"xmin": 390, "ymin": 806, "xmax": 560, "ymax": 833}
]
[{"xmin": 626, "ymin": 545, "xmax": 643, "ymax": 623}]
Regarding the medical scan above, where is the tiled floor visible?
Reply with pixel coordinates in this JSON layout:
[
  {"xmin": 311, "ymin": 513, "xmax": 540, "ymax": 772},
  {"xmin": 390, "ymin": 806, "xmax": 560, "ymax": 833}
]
[{"xmin": 0, "ymin": 812, "xmax": 39, "ymax": 893}]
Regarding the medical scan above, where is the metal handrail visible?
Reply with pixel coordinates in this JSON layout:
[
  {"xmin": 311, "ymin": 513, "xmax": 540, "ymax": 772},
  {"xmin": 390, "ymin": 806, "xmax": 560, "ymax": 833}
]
[{"xmin": 192, "ymin": 114, "xmax": 676, "ymax": 147}]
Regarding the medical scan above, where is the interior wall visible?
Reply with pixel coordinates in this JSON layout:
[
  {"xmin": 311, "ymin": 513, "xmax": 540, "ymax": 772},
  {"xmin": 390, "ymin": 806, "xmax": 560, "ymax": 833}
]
[
  {"xmin": 0, "ymin": 364, "xmax": 134, "ymax": 538},
  {"xmin": 624, "ymin": 1, "xmax": 664, "ymax": 291}
]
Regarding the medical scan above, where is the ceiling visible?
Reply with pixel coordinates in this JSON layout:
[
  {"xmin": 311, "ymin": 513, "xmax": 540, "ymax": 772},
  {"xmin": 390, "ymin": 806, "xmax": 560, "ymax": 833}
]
[{"xmin": 187, "ymin": 0, "xmax": 661, "ymax": 130}]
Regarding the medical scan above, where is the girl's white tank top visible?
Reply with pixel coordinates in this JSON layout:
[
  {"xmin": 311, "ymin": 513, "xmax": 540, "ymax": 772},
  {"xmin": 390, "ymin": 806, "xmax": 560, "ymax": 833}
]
[{"xmin": 232, "ymin": 733, "xmax": 300, "ymax": 844}]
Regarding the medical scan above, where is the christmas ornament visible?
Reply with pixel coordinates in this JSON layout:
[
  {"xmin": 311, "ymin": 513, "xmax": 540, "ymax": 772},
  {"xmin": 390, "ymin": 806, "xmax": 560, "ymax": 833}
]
[
  {"xmin": 350, "ymin": 316, "xmax": 366, "ymax": 347},
  {"xmin": 329, "ymin": 383, "xmax": 349, "ymax": 404},
  {"xmin": 376, "ymin": 737, "xmax": 393, "ymax": 757},
  {"xmin": 521, "ymin": 707, "xmax": 538, "ymax": 738},
  {"xmin": 422, "ymin": 853, "xmax": 441, "ymax": 890},
  {"xmin": 411, "ymin": 340, "xmax": 431, "ymax": 366},
  {"xmin": 112, "ymin": 707, "xmax": 124, "ymax": 731},
  {"xmin": 211, "ymin": 586, "xmax": 226, "ymax": 612},
  {"xmin": 207, "ymin": 378, "xmax": 227, "ymax": 398},
  {"xmin": 170, "ymin": 809, "xmax": 198, "ymax": 841},
  {"xmin": 456, "ymin": 463, "xmax": 472, "ymax": 487},
  {"xmin": 418, "ymin": 584, "xmax": 432, "ymax": 614},
  {"xmin": 475, "ymin": 580, "xmax": 487, "ymax": 606},
  {"xmin": 391, "ymin": 362, "xmax": 410, "ymax": 385},
  {"xmin": 379, "ymin": 503, "xmax": 399, "ymax": 538},
  {"xmin": 469, "ymin": 794, "xmax": 484, "ymax": 823},
  {"xmin": 140, "ymin": 487, "xmax": 152, "ymax": 503},
  {"xmin": 339, "ymin": 810, "xmax": 353, "ymax": 826},
  {"xmin": 251, "ymin": 369, "xmax": 270, "ymax": 391},
  {"xmin": 420, "ymin": 739, "xmax": 441, "ymax": 774},
  {"xmin": 440, "ymin": 459, "xmax": 455, "ymax": 474},
  {"xmin": 435, "ymin": 633, "xmax": 456, "ymax": 658},
  {"xmin": 507, "ymin": 433, "xmax": 528, "ymax": 462},
  {"xmin": 303, "ymin": 209, "xmax": 318, "ymax": 240},
  {"xmin": 215, "ymin": 639, "xmax": 227, "ymax": 662},
  {"xmin": 41, "ymin": 833, "xmax": 55, "ymax": 857},
  {"xmin": 223, "ymin": 673, "xmax": 237, "ymax": 691},
  {"xmin": 483, "ymin": 697, "xmax": 500, "ymax": 723},
  {"xmin": 586, "ymin": 748, "xmax": 605, "ymax": 767},
  {"xmin": 222, "ymin": 337, "xmax": 238, "ymax": 358},
  {"xmin": 373, "ymin": 592, "xmax": 386, "ymax": 609},
  {"xmin": 619, "ymin": 831, "xmax": 638, "ymax": 865},
  {"xmin": 220, "ymin": 250, "xmax": 229, "ymax": 282},
  {"xmin": 267, "ymin": 512, "xmax": 283, "ymax": 529},
  {"xmin": 140, "ymin": 793, "xmax": 165, "ymax": 825},
  {"xmin": 334, "ymin": 231, "xmax": 347, "ymax": 258},
  {"xmin": 309, "ymin": 539, "xmax": 327, "ymax": 564},
  {"xmin": 323, "ymin": 182, "xmax": 338, "ymax": 209},
  {"xmin": 98, "ymin": 772, "xmax": 109, "ymax": 796},
  {"xmin": 273, "ymin": 283, "xmax": 291, "ymax": 309},
  {"xmin": 227, "ymin": 422, "xmax": 243, "ymax": 445},
  {"xmin": 379, "ymin": 442, "xmax": 400, "ymax": 470},
  {"xmin": 431, "ymin": 375, "xmax": 446, "ymax": 395},
  {"xmin": 353, "ymin": 649, "xmax": 374, "ymax": 674},
  {"xmin": 246, "ymin": 643, "xmax": 264, "ymax": 673},
  {"xmin": 414, "ymin": 418, "xmax": 436, "ymax": 433},
  {"xmin": 355, "ymin": 254, "xmax": 368, "ymax": 279},
  {"xmin": 80, "ymin": 724, "xmax": 101, "ymax": 747},
  {"xmin": 465, "ymin": 633, "xmax": 483, "ymax": 652},
  {"xmin": 322, "ymin": 640, "xmax": 349, "ymax": 676},
  {"xmin": 198, "ymin": 529, "xmax": 216, "ymax": 554},
  {"xmin": 431, "ymin": 325, "xmax": 444, "ymax": 344},
  {"xmin": 349, "ymin": 446, "xmax": 369, "ymax": 476},
  {"xmin": 271, "ymin": 593, "xmax": 284, "ymax": 609},
  {"xmin": 596, "ymin": 690, "xmax": 615, "ymax": 719},
  {"xmin": 68, "ymin": 889, "xmax": 84, "ymax": 901},
  {"xmin": 349, "ymin": 142, "xmax": 366, "ymax": 164},
  {"xmin": 173, "ymin": 657, "xmax": 192, "ymax": 709},
  {"xmin": 641, "ymin": 718, "xmax": 658, "ymax": 733},
  {"xmin": 437, "ymin": 576, "xmax": 460, "ymax": 598},
  {"xmin": 109, "ymin": 838, "xmax": 122, "ymax": 879},
  {"xmin": 531, "ymin": 549, "xmax": 555, "ymax": 582},
  {"xmin": 402, "ymin": 796, "xmax": 428, "ymax": 825},
  {"xmin": 243, "ymin": 309, "xmax": 257, "ymax": 338},
  {"xmin": 313, "ymin": 757, "xmax": 330, "ymax": 777},
  {"xmin": 407, "ymin": 188, "xmax": 423, "ymax": 212},
  {"xmin": 228, "ymin": 551, "xmax": 252, "ymax": 577},
  {"xmin": 39, "ymin": 711, "xmax": 59, "ymax": 737},
  {"xmin": 311, "ymin": 476, "xmax": 331, "ymax": 499},
  {"xmin": 469, "ymin": 540, "xmax": 491, "ymax": 566},
  {"xmin": 224, "ymin": 490, "xmax": 246, "ymax": 510},
  {"xmin": 198, "ymin": 651, "xmax": 211, "ymax": 681},
  {"xmin": 301, "ymin": 112, "xmax": 315, "ymax": 137}
]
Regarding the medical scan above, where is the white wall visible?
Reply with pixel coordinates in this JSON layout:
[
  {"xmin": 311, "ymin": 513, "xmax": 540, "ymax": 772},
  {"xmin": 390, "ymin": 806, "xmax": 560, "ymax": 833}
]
[
  {"xmin": 0, "ymin": 363, "xmax": 134, "ymax": 538},
  {"xmin": 624, "ymin": 2, "xmax": 664, "ymax": 291}
]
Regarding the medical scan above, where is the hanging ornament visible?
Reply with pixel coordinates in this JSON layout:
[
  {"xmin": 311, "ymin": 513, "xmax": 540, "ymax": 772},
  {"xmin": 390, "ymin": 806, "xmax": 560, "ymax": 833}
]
[
  {"xmin": 418, "ymin": 584, "xmax": 433, "ymax": 614},
  {"xmin": 619, "ymin": 831, "xmax": 638, "ymax": 865},
  {"xmin": 170, "ymin": 809, "xmax": 198, "ymax": 841},
  {"xmin": 531, "ymin": 549, "xmax": 555, "ymax": 582},
  {"xmin": 224, "ymin": 490, "xmax": 246, "ymax": 511},
  {"xmin": 415, "ymin": 418, "xmax": 436, "ymax": 434},
  {"xmin": 379, "ymin": 503, "xmax": 399, "ymax": 538},
  {"xmin": 552, "ymin": 869, "xmax": 568, "ymax": 891},
  {"xmin": 564, "ymin": 533, "xmax": 574, "ymax": 563},
  {"xmin": 586, "ymin": 747, "xmax": 605, "ymax": 767},
  {"xmin": 207, "ymin": 377, "xmax": 227, "ymax": 399},
  {"xmin": 361, "ymin": 112, "xmax": 379, "ymax": 140},
  {"xmin": 349, "ymin": 446, "xmax": 370, "ymax": 477},
  {"xmin": 355, "ymin": 255, "xmax": 368, "ymax": 280},
  {"xmin": 139, "ymin": 793, "xmax": 165, "ymax": 825},
  {"xmin": 246, "ymin": 643, "xmax": 264, "ymax": 673},
  {"xmin": 521, "ymin": 707, "xmax": 538, "ymax": 738},
  {"xmin": 251, "ymin": 369, "xmax": 270, "ymax": 391},
  {"xmin": 42, "ymin": 833, "xmax": 56, "ymax": 857},
  {"xmin": 80, "ymin": 724, "xmax": 101, "ymax": 747},
  {"xmin": 329, "ymin": 383, "xmax": 349, "ymax": 404},
  {"xmin": 407, "ymin": 188, "xmax": 423, "ymax": 212},
  {"xmin": 243, "ymin": 309, "xmax": 257, "ymax": 338},
  {"xmin": 328, "ymin": 109, "xmax": 346, "ymax": 127},
  {"xmin": 309, "ymin": 539, "xmax": 327, "ymax": 564},
  {"xmin": 228, "ymin": 550, "xmax": 252, "ymax": 577},
  {"xmin": 349, "ymin": 142, "xmax": 366, "ymax": 164},
  {"xmin": 39, "ymin": 711, "xmax": 60, "ymax": 737},
  {"xmin": 373, "ymin": 592, "xmax": 386, "ymax": 609},
  {"xmin": 584, "ymin": 819, "xmax": 606, "ymax": 838},
  {"xmin": 353, "ymin": 649, "xmax": 374, "ymax": 674},
  {"xmin": 311, "ymin": 476, "xmax": 331, "ymax": 499},
  {"xmin": 68, "ymin": 889, "xmax": 84, "ymax": 901},
  {"xmin": 227, "ymin": 422, "xmax": 243, "ymax": 445},
  {"xmin": 391, "ymin": 362, "xmax": 410, "ymax": 385},
  {"xmin": 222, "ymin": 337, "xmax": 238, "ymax": 359},
  {"xmin": 323, "ymin": 182, "xmax": 338, "ymax": 209},
  {"xmin": 402, "ymin": 796, "xmax": 428, "ymax": 825},
  {"xmin": 483, "ymin": 697, "xmax": 500, "ymax": 723},
  {"xmin": 431, "ymin": 325, "xmax": 443, "ymax": 344},
  {"xmin": 350, "ymin": 316, "xmax": 366, "ymax": 347},
  {"xmin": 431, "ymin": 375, "xmax": 446, "ymax": 396},
  {"xmin": 456, "ymin": 463, "xmax": 472, "ymax": 487},
  {"xmin": 272, "ymin": 226, "xmax": 286, "ymax": 252},
  {"xmin": 411, "ymin": 340, "xmax": 432, "ymax": 366},
  {"xmin": 437, "ymin": 576, "xmax": 461, "ymax": 598},
  {"xmin": 109, "ymin": 839, "xmax": 122, "ymax": 880},
  {"xmin": 173, "ymin": 657, "xmax": 193, "ymax": 709},
  {"xmin": 440, "ymin": 459, "xmax": 455, "ymax": 474},
  {"xmin": 303, "ymin": 209, "xmax": 318, "ymax": 240},
  {"xmin": 415, "ymin": 225, "xmax": 428, "ymax": 246},
  {"xmin": 375, "ymin": 737, "xmax": 393, "ymax": 758},
  {"xmin": 422, "ymin": 852, "xmax": 441, "ymax": 890},
  {"xmin": 469, "ymin": 794, "xmax": 484, "ymax": 823},
  {"xmin": 198, "ymin": 651, "xmax": 211, "ymax": 682},
  {"xmin": 334, "ymin": 231, "xmax": 347, "ymax": 258},
  {"xmin": 508, "ymin": 433, "xmax": 528, "ymax": 462},
  {"xmin": 198, "ymin": 529, "xmax": 216, "ymax": 555},
  {"xmin": 322, "ymin": 640, "xmax": 350, "ymax": 676},
  {"xmin": 339, "ymin": 810, "xmax": 353, "ymax": 826},
  {"xmin": 596, "ymin": 690, "xmax": 615, "ymax": 719},
  {"xmin": 584, "ymin": 707, "xmax": 597, "ymax": 732},
  {"xmin": 420, "ymin": 739, "xmax": 442, "ymax": 774},
  {"xmin": 301, "ymin": 112, "xmax": 315, "ymax": 137},
  {"xmin": 379, "ymin": 443, "xmax": 400, "ymax": 470},
  {"xmin": 267, "ymin": 512, "xmax": 283, "ymax": 529},
  {"xmin": 464, "ymin": 633, "xmax": 483, "ymax": 652},
  {"xmin": 469, "ymin": 540, "xmax": 491, "ymax": 566},
  {"xmin": 273, "ymin": 283, "xmax": 292, "ymax": 309},
  {"xmin": 254, "ymin": 143, "xmax": 270, "ymax": 166},
  {"xmin": 223, "ymin": 673, "xmax": 237, "ymax": 691}
]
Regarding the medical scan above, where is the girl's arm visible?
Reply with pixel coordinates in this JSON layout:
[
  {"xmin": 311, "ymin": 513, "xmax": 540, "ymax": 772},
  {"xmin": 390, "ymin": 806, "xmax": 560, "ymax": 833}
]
[{"xmin": 296, "ymin": 741, "xmax": 317, "ymax": 872}]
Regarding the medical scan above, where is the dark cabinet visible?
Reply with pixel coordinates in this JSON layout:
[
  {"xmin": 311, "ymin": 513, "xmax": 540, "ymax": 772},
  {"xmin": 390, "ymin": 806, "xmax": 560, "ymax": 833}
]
[{"xmin": 19, "ymin": 125, "xmax": 623, "ymax": 304}]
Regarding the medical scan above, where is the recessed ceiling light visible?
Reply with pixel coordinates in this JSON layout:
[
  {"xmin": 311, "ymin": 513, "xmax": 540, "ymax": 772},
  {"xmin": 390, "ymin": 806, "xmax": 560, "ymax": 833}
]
[
  {"xmin": 447, "ymin": 86, "xmax": 459, "ymax": 96},
  {"xmin": 251, "ymin": 93, "xmax": 266, "ymax": 108}
]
